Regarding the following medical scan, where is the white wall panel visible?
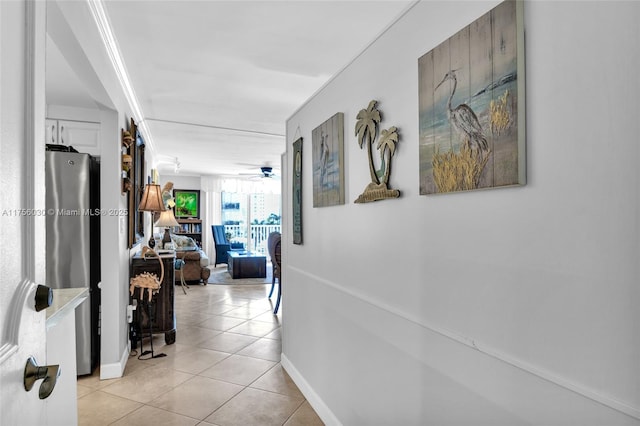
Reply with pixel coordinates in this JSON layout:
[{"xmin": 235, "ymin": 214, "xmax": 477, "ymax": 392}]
[{"xmin": 284, "ymin": 1, "xmax": 640, "ymax": 424}]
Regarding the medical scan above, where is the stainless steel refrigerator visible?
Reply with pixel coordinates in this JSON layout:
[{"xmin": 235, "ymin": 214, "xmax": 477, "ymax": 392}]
[{"xmin": 45, "ymin": 148, "xmax": 100, "ymax": 376}]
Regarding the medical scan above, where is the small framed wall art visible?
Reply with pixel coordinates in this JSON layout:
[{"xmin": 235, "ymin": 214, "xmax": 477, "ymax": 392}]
[
  {"xmin": 292, "ymin": 137, "xmax": 303, "ymax": 245},
  {"xmin": 173, "ymin": 189, "xmax": 200, "ymax": 218},
  {"xmin": 312, "ymin": 112, "xmax": 345, "ymax": 207}
]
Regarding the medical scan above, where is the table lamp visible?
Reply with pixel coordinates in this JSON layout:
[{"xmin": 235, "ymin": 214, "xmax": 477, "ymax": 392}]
[
  {"xmin": 155, "ymin": 209, "xmax": 179, "ymax": 249},
  {"xmin": 138, "ymin": 183, "xmax": 165, "ymax": 249}
]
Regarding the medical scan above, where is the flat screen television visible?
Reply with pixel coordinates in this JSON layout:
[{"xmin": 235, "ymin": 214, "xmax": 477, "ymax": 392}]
[{"xmin": 174, "ymin": 189, "xmax": 200, "ymax": 218}]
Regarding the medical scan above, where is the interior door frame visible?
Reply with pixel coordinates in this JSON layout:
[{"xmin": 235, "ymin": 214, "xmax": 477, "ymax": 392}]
[{"xmin": 0, "ymin": 0, "xmax": 47, "ymax": 366}]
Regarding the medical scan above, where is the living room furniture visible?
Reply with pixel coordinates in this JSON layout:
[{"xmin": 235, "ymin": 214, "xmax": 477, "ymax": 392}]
[
  {"xmin": 131, "ymin": 253, "xmax": 167, "ymax": 359},
  {"xmin": 172, "ymin": 235, "xmax": 211, "ymax": 284},
  {"xmin": 227, "ymin": 251, "xmax": 267, "ymax": 279},
  {"xmin": 175, "ymin": 250, "xmax": 210, "ymax": 284},
  {"xmin": 176, "ymin": 218, "xmax": 203, "ymax": 247},
  {"xmin": 138, "ymin": 182, "xmax": 164, "ymax": 249},
  {"xmin": 212, "ymin": 225, "xmax": 245, "ymax": 266},
  {"xmin": 130, "ymin": 252, "xmax": 176, "ymax": 344},
  {"xmin": 155, "ymin": 209, "xmax": 180, "ymax": 247},
  {"xmin": 267, "ymin": 232, "xmax": 282, "ymax": 314}
]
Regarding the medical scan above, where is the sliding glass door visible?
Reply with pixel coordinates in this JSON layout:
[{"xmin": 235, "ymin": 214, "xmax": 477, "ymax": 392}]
[{"xmin": 221, "ymin": 191, "xmax": 281, "ymax": 255}]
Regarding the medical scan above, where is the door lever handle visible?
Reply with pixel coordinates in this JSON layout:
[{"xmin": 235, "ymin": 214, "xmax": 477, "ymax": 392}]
[
  {"xmin": 24, "ymin": 357, "xmax": 60, "ymax": 399},
  {"xmin": 35, "ymin": 284, "xmax": 53, "ymax": 312}
]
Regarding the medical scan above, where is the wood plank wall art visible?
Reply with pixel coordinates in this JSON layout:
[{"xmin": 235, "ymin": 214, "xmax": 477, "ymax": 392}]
[
  {"xmin": 312, "ymin": 113, "xmax": 345, "ymax": 207},
  {"xmin": 418, "ymin": 0, "xmax": 525, "ymax": 195}
]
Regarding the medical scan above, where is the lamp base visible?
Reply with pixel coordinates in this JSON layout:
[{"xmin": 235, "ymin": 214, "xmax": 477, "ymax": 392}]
[
  {"xmin": 162, "ymin": 228, "xmax": 172, "ymax": 249},
  {"xmin": 148, "ymin": 235, "xmax": 156, "ymax": 249}
]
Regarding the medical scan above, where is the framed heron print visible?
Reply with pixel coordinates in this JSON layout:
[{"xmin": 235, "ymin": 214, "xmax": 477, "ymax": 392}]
[
  {"xmin": 312, "ymin": 112, "xmax": 345, "ymax": 207},
  {"xmin": 418, "ymin": 0, "xmax": 525, "ymax": 195}
]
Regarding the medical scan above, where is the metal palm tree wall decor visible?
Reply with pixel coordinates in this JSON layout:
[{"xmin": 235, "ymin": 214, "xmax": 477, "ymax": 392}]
[{"xmin": 354, "ymin": 100, "xmax": 401, "ymax": 203}]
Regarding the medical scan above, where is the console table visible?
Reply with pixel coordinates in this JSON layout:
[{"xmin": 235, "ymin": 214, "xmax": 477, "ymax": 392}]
[
  {"xmin": 130, "ymin": 252, "xmax": 176, "ymax": 344},
  {"xmin": 227, "ymin": 251, "xmax": 267, "ymax": 279}
]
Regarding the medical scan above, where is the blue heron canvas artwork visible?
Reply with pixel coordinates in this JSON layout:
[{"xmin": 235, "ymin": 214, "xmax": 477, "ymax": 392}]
[
  {"xmin": 312, "ymin": 112, "xmax": 345, "ymax": 207},
  {"xmin": 418, "ymin": 0, "xmax": 525, "ymax": 195}
]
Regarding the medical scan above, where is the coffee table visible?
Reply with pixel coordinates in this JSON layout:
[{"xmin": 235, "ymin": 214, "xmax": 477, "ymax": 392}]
[{"xmin": 227, "ymin": 251, "xmax": 267, "ymax": 279}]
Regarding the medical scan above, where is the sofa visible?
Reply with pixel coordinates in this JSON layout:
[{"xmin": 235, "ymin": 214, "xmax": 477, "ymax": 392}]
[{"xmin": 171, "ymin": 235, "xmax": 211, "ymax": 284}]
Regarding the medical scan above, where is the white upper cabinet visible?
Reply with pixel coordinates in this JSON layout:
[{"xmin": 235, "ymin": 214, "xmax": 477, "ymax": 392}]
[{"xmin": 46, "ymin": 106, "xmax": 101, "ymax": 156}]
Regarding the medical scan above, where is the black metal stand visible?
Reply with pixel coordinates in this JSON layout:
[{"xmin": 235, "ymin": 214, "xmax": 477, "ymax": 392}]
[{"xmin": 136, "ymin": 293, "xmax": 166, "ymax": 360}]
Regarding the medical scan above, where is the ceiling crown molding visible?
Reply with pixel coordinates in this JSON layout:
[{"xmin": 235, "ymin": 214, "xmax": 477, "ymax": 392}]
[{"xmin": 85, "ymin": 0, "xmax": 156, "ymax": 156}]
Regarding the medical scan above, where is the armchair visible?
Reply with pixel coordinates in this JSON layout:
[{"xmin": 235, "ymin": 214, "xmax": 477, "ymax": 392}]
[{"xmin": 211, "ymin": 225, "xmax": 245, "ymax": 266}]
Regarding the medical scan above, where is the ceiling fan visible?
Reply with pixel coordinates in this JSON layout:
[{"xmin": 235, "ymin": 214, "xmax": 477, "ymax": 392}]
[
  {"xmin": 259, "ymin": 166, "xmax": 276, "ymax": 178},
  {"xmin": 239, "ymin": 165, "xmax": 280, "ymax": 180}
]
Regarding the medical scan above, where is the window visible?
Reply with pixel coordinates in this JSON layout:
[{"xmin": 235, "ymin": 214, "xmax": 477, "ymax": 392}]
[{"xmin": 221, "ymin": 192, "xmax": 281, "ymax": 254}]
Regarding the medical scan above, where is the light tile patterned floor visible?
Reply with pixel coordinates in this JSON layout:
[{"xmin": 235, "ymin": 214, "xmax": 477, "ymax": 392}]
[{"xmin": 77, "ymin": 280, "xmax": 323, "ymax": 426}]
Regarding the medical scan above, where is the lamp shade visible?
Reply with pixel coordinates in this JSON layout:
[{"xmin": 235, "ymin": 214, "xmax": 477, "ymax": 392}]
[
  {"xmin": 155, "ymin": 209, "xmax": 179, "ymax": 227},
  {"xmin": 138, "ymin": 184, "xmax": 165, "ymax": 212}
]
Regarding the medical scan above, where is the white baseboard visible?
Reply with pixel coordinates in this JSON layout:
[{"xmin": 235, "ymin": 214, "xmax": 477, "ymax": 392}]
[
  {"xmin": 281, "ymin": 353, "xmax": 342, "ymax": 426},
  {"xmin": 99, "ymin": 345, "xmax": 128, "ymax": 380}
]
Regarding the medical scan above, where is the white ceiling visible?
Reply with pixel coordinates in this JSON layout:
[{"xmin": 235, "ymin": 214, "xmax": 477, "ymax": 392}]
[{"xmin": 46, "ymin": 1, "xmax": 413, "ymax": 178}]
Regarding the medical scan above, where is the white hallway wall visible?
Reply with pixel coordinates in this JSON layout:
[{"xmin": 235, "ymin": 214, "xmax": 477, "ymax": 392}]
[
  {"xmin": 284, "ymin": 1, "xmax": 640, "ymax": 425},
  {"xmin": 51, "ymin": 0, "xmax": 146, "ymax": 379}
]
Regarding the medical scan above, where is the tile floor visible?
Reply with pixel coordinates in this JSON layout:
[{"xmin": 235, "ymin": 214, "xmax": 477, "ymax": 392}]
[{"xmin": 77, "ymin": 280, "xmax": 324, "ymax": 426}]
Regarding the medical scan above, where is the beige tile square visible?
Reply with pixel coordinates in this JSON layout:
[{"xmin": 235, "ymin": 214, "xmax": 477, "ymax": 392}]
[
  {"xmin": 101, "ymin": 366, "xmax": 193, "ymax": 403},
  {"xmin": 250, "ymin": 364, "xmax": 303, "ymax": 398},
  {"xmin": 152, "ymin": 347, "xmax": 230, "ymax": 374},
  {"xmin": 247, "ymin": 298, "xmax": 276, "ymax": 310},
  {"xmin": 175, "ymin": 325, "xmax": 222, "ymax": 346},
  {"xmin": 178, "ymin": 294, "xmax": 227, "ymax": 309},
  {"xmin": 110, "ymin": 405, "xmax": 199, "ymax": 426},
  {"xmin": 77, "ymin": 383, "xmax": 93, "ymax": 398},
  {"xmin": 285, "ymin": 401, "xmax": 325, "ymax": 426},
  {"xmin": 198, "ymin": 332, "xmax": 257, "ymax": 353},
  {"xmin": 147, "ymin": 341, "xmax": 196, "ymax": 357},
  {"xmin": 222, "ymin": 306, "xmax": 270, "ymax": 320},
  {"xmin": 204, "ymin": 387, "xmax": 303, "ymax": 426},
  {"xmin": 228, "ymin": 319, "xmax": 279, "ymax": 337},
  {"xmin": 252, "ymin": 311, "xmax": 282, "ymax": 324},
  {"xmin": 237, "ymin": 337, "xmax": 282, "ymax": 362},
  {"xmin": 198, "ymin": 315, "xmax": 247, "ymax": 331},
  {"xmin": 78, "ymin": 390, "xmax": 141, "ymax": 426},
  {"xmin": 148, "ymin": 376, "xmax": 243, "ymax": 420},
  {"xmin": 263, "ymin": 327, "xmax": 281, "ymax": 340},
  {"xmin": 200, "ymin": 354, "xmax": 275, "ymax": 386},
  {"xmin": 175, "ymin": 310, "xmax": 216, "ymax": 326},
  {"xmin": 123, "ymin": 350, "xmax": 168, "ymax": 372},
  {"xmin": 77, "ymin": 368, "xmax": 119, "ymax": 390},
  {"xmin": 220, "ymin": 295, "xmax": 253, "ymax": 307},
  {"xmin": 206, "ymin": 303, "xmax": 242, "ymax": 315}
]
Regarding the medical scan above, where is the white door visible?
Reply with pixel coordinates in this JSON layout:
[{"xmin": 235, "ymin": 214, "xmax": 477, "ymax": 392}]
[{"xmin": 0, "ymin": 1, "xmax": 49, "ymax": 424}]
